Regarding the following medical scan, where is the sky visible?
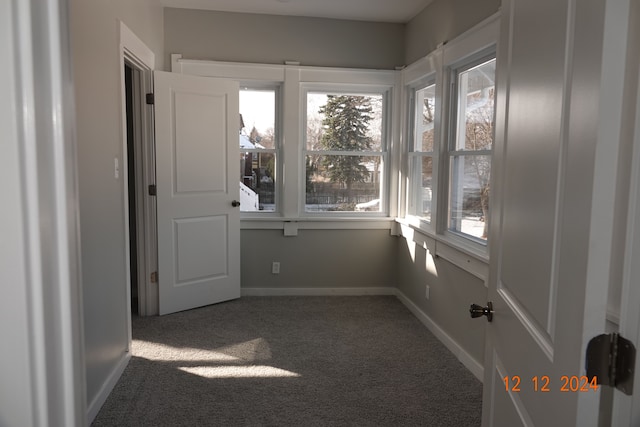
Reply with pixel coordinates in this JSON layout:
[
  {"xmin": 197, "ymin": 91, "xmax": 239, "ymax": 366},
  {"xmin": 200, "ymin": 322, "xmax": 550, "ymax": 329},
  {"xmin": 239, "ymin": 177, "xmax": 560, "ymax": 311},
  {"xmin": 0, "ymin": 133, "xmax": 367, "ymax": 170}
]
[{"xmin": 239, "ymin": 89, "xmax": 276, "ymax": 135}]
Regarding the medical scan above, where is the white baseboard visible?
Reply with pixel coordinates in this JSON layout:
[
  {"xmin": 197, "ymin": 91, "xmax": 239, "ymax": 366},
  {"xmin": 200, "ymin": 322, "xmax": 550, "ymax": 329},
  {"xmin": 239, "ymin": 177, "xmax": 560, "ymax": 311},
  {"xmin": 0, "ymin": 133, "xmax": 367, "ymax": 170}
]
[
  {"xmin": 241, "ymin": 286, "xmax": 483, "ymax": 382},
  {"xmin": 86, "ymin": 351, "xmax": 131, "ymax": 424},
  {"xmin": 241, "ymin": 287, "xmax": 397, "ymax": 297},
  {"xmin": 395, "ymin": 290, "xmax": 484, "ymax": 382}
]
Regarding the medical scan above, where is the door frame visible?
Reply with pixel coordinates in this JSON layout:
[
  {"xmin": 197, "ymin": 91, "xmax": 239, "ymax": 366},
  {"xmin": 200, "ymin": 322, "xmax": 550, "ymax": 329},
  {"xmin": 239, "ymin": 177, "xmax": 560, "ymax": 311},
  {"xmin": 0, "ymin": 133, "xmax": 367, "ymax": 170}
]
[{"xmin": 119, "ymin": 21, "xmax": 158, "ymax": 327}]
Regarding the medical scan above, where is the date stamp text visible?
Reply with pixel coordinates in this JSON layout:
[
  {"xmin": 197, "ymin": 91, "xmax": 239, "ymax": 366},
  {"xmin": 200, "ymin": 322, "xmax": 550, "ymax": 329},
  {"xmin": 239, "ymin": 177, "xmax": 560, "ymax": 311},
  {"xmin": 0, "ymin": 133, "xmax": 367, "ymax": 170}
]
[{"xmin": 503, "ymin": 375, "xmax": 599, "ymax": 392}]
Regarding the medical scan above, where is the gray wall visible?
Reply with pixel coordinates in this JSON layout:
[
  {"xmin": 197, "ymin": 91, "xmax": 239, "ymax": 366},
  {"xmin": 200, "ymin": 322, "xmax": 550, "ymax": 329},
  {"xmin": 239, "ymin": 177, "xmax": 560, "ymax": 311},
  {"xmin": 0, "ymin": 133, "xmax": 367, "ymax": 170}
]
[
  {"xmin": 242, "ymin": 229, "xmax": 397, "ymax": 289},
  {"xmin": 405, "ymin": 0, "xmax": 500, "ymax": 64},
  {"xmin": 69, "ymin": 0, "xmax": 164, "ymax": 409},
  {"xmin": 164, "ymin": 8, "xmax": 405, "ymax": 69},
  {"xmin": 395, "ymin": 238, "xmax": 487, "ymax": 364}
]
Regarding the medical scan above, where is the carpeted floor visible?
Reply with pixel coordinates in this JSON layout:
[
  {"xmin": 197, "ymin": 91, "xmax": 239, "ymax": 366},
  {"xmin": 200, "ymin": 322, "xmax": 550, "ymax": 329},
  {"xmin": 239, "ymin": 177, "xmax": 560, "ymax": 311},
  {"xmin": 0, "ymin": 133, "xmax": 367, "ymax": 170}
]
[{"xmin": 92, "ymin": 296, "xmax": 482, "ymax": 426}]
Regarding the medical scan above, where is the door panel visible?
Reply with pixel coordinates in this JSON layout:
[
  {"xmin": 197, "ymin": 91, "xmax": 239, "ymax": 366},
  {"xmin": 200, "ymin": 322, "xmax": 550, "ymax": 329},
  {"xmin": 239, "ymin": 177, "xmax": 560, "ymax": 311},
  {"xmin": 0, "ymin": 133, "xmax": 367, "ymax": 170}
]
[
  {"xmin": 154, "ymin": 71, "xmax": 240, "ymax": 315},
  {"xmin": 174, "ymin": 91, "xmax": 227, "ymax": 193},
  {"xmin": 175, "ymin": 216, "xmax": 227, "ymax": 282},
  {"xmin": 499, "ymin": 0, "xmax": 566, "ymax": 340},
  {"xmin": 483, "ymin": 0, "xmax": 609, "ymax": 425}
]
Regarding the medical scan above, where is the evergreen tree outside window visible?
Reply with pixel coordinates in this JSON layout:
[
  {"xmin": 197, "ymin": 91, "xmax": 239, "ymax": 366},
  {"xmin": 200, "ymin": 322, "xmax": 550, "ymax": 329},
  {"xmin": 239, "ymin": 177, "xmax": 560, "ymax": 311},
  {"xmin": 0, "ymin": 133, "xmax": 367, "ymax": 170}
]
[{"xmin": 305, "ymin": 91, "xmax": 386, "ymax": 213}]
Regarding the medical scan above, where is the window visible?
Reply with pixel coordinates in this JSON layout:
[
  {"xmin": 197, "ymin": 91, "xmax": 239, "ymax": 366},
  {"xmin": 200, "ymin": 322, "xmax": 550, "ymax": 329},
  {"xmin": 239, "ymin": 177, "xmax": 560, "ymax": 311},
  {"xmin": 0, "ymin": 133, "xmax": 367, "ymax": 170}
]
[
  {"xmin": 404, "ymin": 36, "xmax": 496, "ymax": 255},
  {"xmin": 173, "ymin": 59, "xmax": 396, "ymax": 223},
  {"xmin": 304, "ymin": 90, "xmax": 387, "ymax": 213},
  {"xmin": 409, "ymin": 82, "xmax": 436, "ymax": 222},
  {"xmin": 447, "ymin": 57, "xmax": 496, "ymax": 243},
  {"xmin": 239, "ymin": 88, "xmax": 278, "ymax": 212}
]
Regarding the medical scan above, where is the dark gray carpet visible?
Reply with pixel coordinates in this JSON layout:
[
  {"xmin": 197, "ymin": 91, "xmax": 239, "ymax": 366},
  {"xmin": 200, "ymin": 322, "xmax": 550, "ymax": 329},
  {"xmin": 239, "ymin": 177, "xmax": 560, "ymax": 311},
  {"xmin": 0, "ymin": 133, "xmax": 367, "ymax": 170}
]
[{"xmin": 92, "ymin": 296, "xmax": 482, "ymax": 426}]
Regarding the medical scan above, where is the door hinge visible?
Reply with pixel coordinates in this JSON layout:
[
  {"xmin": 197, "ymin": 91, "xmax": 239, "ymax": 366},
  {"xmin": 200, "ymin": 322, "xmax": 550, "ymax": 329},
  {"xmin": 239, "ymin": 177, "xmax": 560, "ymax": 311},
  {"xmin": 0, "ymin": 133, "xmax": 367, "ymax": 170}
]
[
  {"xmin": 150, "ymin": 271, "xmax": 158, "ymax": 283},
  {"xmin": 148, "ymin": 184, "xmax": 157, "ymax": 196},
  {"xmin": 586, "ymin": 333, "xmax": 636, "ymax": 395},
  {"xmin": 146, "ymin": 93, "xmax": 154, "ymax": 105}
]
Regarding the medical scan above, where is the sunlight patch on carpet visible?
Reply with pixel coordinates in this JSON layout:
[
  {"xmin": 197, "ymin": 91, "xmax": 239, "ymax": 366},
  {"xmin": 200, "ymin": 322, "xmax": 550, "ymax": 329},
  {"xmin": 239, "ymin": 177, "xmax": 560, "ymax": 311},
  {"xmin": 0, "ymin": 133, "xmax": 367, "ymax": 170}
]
[
  {"xmin": 133, "ymin": 338, "xmax": 273, "ymax": 363},
  {"xmin": 133, "ymin": 340, "xmax": 241, "ymax": 362},
  {"xmin": 178, "ymin": 365, "xmax": 301, "ymax": 378}
]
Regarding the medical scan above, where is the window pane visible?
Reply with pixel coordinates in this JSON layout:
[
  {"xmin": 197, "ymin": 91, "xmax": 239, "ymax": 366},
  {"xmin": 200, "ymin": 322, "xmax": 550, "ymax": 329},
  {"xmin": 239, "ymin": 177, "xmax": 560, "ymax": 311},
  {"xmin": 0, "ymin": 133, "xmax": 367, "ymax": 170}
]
[
  {"xmin": 306, "ymin": 93, "xmax": 383, "ymax": 151},
  {"xmin": 239, "ymin": 89, "xmax": 276, "ymax": 148},
  {"xmin": 240, "ymin": 152, "xmax": 275, "ymax": 212},
  {"xmin": 449, "ymin": 154, "xmax": 491, "ymax": 241},
  {"xmin": 305, "ymin": 154, "xmax": 381, "ymax": 212},
  {"xmin": 239, "ymin": 88, "xmax": 277, "ymax": 212},
  {"xmin": 455, "ymin": 59, "xmax": 496, "ymax": 151},
  {"xmin": 412, "ymin": 156, "xmax": 433, "ymax": 221},
  {"xmin": 415, "ymin": 84, "xmax": 436, "ymax": 152}
]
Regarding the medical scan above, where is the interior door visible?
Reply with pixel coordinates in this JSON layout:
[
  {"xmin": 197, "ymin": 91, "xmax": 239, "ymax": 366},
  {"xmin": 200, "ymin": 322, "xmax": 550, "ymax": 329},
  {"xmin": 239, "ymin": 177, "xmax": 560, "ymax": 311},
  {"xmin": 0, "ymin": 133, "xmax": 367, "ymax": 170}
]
[
  {"xmin": 482, "ymin": 0, "xmax": 616, "ymax": 425},
  {"xmin": 154, "ymin": 71, "xmax": 240, "ymax": 315}
]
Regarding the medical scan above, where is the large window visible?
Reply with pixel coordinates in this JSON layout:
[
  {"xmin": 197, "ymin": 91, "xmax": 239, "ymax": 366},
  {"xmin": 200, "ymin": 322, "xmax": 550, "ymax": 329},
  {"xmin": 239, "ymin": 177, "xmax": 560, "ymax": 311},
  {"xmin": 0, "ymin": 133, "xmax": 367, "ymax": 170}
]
[
  {"xmin": 304, "ymin": 90, "xmax": 387, "ymax": 213},
  {"xmin": 409, "ymin": 82, "xmax": 436, "ymax": 222},
  {"xmin": 404, "ymin": 46, "xmax": 496, "ymax": 253},
  {"xmin": 176, "ymin": 61, "xmax": 395, "ymax": 221},
  {"xmin": 239, "ymin": 87, "xmax": 278, "ymax": 212},
  {"xmin": 448, "ymin": 57, "xmax": 496, "ymax": 243}
]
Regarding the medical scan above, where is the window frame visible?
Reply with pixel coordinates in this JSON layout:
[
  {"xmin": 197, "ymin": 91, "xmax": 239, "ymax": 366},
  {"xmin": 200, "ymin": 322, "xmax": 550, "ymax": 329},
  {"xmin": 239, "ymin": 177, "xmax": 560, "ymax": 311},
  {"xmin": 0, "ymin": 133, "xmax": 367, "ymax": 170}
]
[
  {"xmin": 407, "ymin": 76, "xmax": 438, "ymax": 230},
  {"xmin": 238, "ymin": 83, "xmax": 283, "ymax": 216},
  {"xmin": 170, "ymin": 58, "xmax": 398, "ymax": 228},
  {"xmin": 401, "ymin": 15, "xmax": 499, "ymax": 261},
  {"xmin": 301, "ymin": 83, "xmax": 391, "ymax": 217},
  {"xmin": 442, "ymin": 50, "xmax": 496, "ymax": 249}
]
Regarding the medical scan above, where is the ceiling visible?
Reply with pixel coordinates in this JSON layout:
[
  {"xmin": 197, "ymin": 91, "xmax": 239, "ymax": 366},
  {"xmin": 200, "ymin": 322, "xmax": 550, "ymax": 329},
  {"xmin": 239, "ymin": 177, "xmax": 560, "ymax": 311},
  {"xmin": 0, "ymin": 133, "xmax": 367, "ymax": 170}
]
[{"xmin": 159, "ymin": 0, "xmax": 435, "ymax": 23}]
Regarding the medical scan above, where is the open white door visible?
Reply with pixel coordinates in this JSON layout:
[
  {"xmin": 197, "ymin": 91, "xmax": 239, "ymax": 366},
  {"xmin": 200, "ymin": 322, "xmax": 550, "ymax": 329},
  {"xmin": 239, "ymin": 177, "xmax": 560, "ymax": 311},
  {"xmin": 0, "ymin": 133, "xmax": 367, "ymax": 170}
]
[
  {"xmin": 481, "ymin": 0, "xmax": 630, "ymax": 425},
  {"xmin": 154, "ymin": 71, "xmax": 240, "ymax": 315}
]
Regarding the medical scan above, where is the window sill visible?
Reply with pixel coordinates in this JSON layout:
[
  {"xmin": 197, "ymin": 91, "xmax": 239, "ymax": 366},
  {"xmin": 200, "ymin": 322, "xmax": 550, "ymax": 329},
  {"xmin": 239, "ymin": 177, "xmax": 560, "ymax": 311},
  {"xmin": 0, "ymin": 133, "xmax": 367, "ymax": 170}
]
[
  {"xmin": 395, "ymin": 217, "xmax": 489, "ymax": 284},
  {"xmin": 241, "ymin": 217, "xmax": 396, "ymax": 234}
]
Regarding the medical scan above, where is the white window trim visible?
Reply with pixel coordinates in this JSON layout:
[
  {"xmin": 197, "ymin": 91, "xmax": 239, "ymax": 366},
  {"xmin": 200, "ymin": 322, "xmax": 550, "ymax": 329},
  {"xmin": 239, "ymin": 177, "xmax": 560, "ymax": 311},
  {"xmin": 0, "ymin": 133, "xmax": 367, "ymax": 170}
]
[
  {"xmin": 171, "ymin": 56, "xmax": 398, "ymax": 228},
  {"xmin": 406, "ymin": 73, "xmax": 439, "ymax": 233},
  {"xmin": 239, "ymin": 84, "xmax": 283, "ymax": 217},
  {"xmin": 301, "ymin": 82, "xmax": 392, "ymax": 218},
  {"xmin": 441, "ymin": 49, "xmax": 497, "ymax": 255},
  {"xmin": 400, "ymin": 13, "xmax": 499, "ymax": 260}
]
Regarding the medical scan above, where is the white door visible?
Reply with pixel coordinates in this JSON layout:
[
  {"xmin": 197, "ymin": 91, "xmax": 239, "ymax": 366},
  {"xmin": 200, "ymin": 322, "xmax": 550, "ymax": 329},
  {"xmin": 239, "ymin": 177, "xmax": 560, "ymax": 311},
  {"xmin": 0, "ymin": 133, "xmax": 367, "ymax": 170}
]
[
  {"xmin": 482, "ymin": 0, "xmax": 626, "ymax": 425},
  {"xmin": 154, "ymin": 71, "xmax": 240, "ymax": 315}
]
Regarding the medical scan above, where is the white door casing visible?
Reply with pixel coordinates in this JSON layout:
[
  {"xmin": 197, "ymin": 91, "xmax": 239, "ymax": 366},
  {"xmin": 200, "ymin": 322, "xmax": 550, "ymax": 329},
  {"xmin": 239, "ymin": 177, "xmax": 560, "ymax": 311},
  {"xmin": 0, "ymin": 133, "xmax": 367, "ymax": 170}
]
[
  {"xmin": 482, "ymin": 0, "xmax": 625, "ymax": 425},
  {"xmin": 154, "ymin": 71, "xmax": 240, "ymax": 315}
]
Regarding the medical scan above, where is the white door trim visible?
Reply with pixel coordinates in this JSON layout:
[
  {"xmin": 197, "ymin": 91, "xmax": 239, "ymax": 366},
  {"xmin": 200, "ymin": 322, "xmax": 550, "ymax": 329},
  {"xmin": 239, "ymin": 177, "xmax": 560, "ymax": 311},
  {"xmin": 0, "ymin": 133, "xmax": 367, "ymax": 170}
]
[{"xmin": 119, "ymin": 21, "xmax": 157, "ymax": 326}]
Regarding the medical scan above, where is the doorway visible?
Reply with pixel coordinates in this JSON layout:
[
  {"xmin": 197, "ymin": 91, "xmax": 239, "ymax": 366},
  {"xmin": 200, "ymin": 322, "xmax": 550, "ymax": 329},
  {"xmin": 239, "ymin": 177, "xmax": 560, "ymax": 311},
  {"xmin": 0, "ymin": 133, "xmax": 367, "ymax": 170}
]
[
  {"xmin": 121, "ymin": 56, "xmax": 157, "ymax": 318},
  {"xmin": 119, "ymin": 22, "xmax": 158, "ymax": 322},
  {"xmin": 124, "ymin": 63, "xmax": 139, "ymax": 314}
]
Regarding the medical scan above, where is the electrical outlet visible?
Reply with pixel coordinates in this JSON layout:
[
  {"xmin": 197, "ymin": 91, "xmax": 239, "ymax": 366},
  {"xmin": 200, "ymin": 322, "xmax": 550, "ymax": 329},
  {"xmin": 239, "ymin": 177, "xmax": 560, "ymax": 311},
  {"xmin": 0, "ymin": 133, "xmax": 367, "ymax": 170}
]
[
  {"xmin": 272, "ymin": 262, "xmax": 280, "ymax": 274},
  {"xmin": 425, "ymin": 285, "xmax": 430, "ymax": 300}
]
